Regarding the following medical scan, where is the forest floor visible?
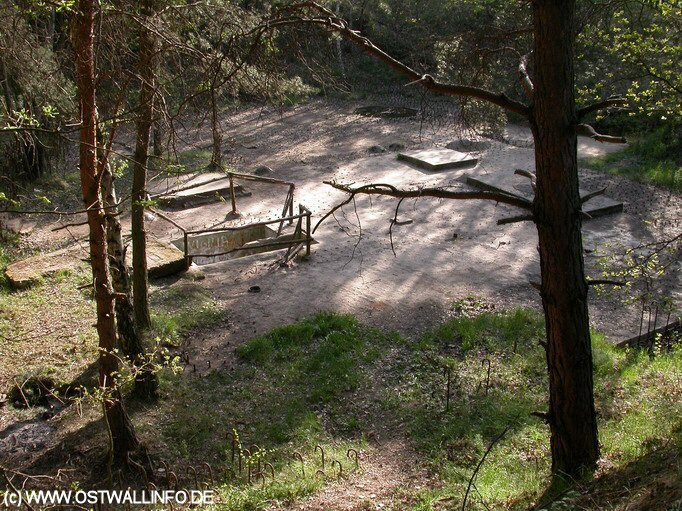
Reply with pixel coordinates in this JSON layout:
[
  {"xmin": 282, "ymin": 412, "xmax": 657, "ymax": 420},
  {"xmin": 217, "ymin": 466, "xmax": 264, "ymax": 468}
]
[{"xmin": 0, "ymin": 98, "xmax": 680, "ymax": 510}]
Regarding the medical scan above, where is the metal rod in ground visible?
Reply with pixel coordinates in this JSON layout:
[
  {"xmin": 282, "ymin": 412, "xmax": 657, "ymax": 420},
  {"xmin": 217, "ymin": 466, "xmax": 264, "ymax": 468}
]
[
  {"xmin": 187, "ymin": 212, "xmax": 308, "ymax": 235},
  {"xmin": 229, "ymin": 174, "xmax": 237, "ymax": 214},
  {"xmin": 183, "ymin": 232, "xmax": 190, "ymax": 269},
  {"xmin": 189, "ymin": 237, "xmax": 314, "ymax": 259},
  {"xmin": 305, "ymin": 210, "xmax": 311, "ymax": 256},
  {"xmin": 445, "ymin": 367, "xmax": 451, "ymax": 413}
]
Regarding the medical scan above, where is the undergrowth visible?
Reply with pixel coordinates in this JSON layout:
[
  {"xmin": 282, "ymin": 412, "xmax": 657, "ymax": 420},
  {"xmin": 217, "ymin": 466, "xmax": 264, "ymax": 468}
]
[
  {"xmin": 2, "ymin": 274, "xmax": 679, "ymax": 511},
  {"xmin": 581, "ymin": 126, "xmax": 681, "ymax": 192},
  {"xmin": 141, "ymin": 312, "xmax": 385, "ymax": 510},
  {"xmin": 147, "ymin": 307, "xmax": 680, "ymax": 510}
]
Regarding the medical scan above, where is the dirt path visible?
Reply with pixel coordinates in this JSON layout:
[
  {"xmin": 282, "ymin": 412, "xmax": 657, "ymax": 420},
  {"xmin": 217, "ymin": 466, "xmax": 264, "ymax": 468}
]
[{"xmin": 270, "ymin": 439, "xmax": 426, "ymax": 511}]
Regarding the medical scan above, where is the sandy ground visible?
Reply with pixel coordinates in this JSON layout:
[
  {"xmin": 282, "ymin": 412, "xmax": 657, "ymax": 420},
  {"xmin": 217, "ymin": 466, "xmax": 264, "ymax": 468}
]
[{"xmin": 10, "ymin": 98, "xmax": 678, "ymax": 357}]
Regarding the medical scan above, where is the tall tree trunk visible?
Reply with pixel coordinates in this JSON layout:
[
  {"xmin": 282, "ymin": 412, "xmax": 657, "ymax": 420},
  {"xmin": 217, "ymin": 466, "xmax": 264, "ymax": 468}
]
[
  {"xmin": 209, "ymin": 85, "xmax": 222, "ymax": 170},
  {"xmin": 288, "ymin": 0, "xmax": 602, "ymax": 480},
  {"xmin": 72, "ymin": 0, "xmax": 138, "ymax": 461},
  {"xmin": 531, "ymin": 0, "xmax": 599, "ymax": 477},
  {"xmin": 101, "ymin": 154, "xmax": 158, "ymax": 399},
  {"xmin": 131, "ymin": 0, "xmax": 157, "ymax": 330}
]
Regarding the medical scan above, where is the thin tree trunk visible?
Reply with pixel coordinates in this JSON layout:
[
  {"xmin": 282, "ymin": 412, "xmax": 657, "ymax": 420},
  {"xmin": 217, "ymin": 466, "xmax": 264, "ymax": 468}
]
[
  {"xmin": 531, "ymin": 0, "xmax": 599, "ymax": 477},
  {"xmin": 100, "ymin": 155, "xmax": 158, "ymax": 399},
  {"xmin": 131, "ymin": 0, "xmax": 156, "ymax": 330},
  {"xmin": 152, "ymin": 120, "xmax": 163, "ymax": 158},
  {"xmin": 209, "ymin": 85, "xmax": 222, "ymax": 170},
  {"xmin": 72, "ymin": 0, "xmax": 138, "ymax": 461}
]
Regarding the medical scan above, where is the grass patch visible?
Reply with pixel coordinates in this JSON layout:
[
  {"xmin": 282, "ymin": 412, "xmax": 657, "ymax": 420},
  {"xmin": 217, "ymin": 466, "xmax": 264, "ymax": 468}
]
[
  {"xmin": 0, "ymin": 266, "xmax": 98, "ymax": 394},
  {"xmin": 385, "ymin": 308, "xmax": 682, "ymax": 510},
  {"xmin": 140, "ymin": 312, "xmax": 385, "ymax": 509},
  {"xmin": 149, "ymin": 283, "xmax": 225, "ymax": 345},
  {"xmin": 581, "ymin": 127, "xmax": 681, "ymax": 191}
]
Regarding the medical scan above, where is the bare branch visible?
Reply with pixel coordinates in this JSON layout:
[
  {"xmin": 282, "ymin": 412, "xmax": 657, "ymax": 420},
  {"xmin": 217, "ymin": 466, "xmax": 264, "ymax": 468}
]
[
  {"xmin": 314, "ymin": 180, "xmax": 532, "ymax": 233},
  {"xmin": 575, "ymin": 123, "xmax": 627, "ymax": 144},
  {"xmin": 497, "ymin": 214, "xmax": 535, "ymax": 225},
  {"xmin": 514, "ymin": 169, "xmax": 536, "ymax": 192},
  {"xmin": 462, "ymin": 426, "xmax": 510, "ymax": 511},
  {"xmin": 388, "ymin": 197, "xmax": 406, "ymax": 256},
  {"xmin": 586, "ymin": 279, "xmax": 626, "ymax": 287},
  {"xmin": 577, "ymin": 96, "xmax": 628, "ymax": 120},
  {"xmin": 273, "ymin": 3, "xmax": 531, "ymax": 117},
  {"xmin": 580, "ymin": 187, "xmax": 607, "ymax": 204}
]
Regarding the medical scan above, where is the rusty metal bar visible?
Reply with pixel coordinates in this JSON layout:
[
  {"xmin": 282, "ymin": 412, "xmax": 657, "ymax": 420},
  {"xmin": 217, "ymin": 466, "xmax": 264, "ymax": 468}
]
[
  {"xmin": 305, "ymin": 209, "xmax": 311, "ymax": 256},
  {"xmin": 229, "ymin": 174, "xmax": 238, "ymax": 214},
  {"xmin": 187, "ymin": 212, "xmax": 309, "ymax": 235},
  {"xmin": 183, "ymin": 231, "xmax": 190, "ymax": 269},
  {"xmin": 188, "ymin": 237, "xmax": 314, "ymax": 259},
  {"xmin": 228, "ymin": 171, "xmax": 294, "ymax": 187}
]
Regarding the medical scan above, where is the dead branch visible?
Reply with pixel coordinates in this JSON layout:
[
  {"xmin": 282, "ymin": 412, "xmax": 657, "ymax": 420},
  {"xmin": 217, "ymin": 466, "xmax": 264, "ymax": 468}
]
[
  {"xmin": 497, "ymin": 214, "xmax": 535, "ymax": 225},
  {"xmin": 314, "ymin": 181, "xmax": 532, "ymax": 233},
  {"xmin": 388, "ymin": 197, "xmax": 406, "ymax": 256},
  {"xmin": 586, "ymin": 279, "xmax": 626, "ymax": 287},
  {"xmin": 580, "ymin": 187, "xmax": 607, "ymax": 204},
  {"xmin": 147, "ymin": 207, "xmax": 186, "ymax": 232},
  {"xmin": 273, "ymin": 2, "xmax": 531, "ymax": 117},
  {"xmin": 575, "ymin": 124, "xmax": 627, "ymax": 144},
  {"xmin": 12, "ymin": 378, "xmax": 31, "ymax": 409},
  {"xmin": 518, "ymin": 52, "xmax": 534, "ymax": 99},
  {"xmin": 577, "ymin": 96, "xmax": 628, "ymax": 120},
  {"xmin": 513, "ymin": 169, "xmax": 536, "ymax": 192},
  {"xmin": 1, "ymin": 469, "xmax": 36, "ymax": 511}
]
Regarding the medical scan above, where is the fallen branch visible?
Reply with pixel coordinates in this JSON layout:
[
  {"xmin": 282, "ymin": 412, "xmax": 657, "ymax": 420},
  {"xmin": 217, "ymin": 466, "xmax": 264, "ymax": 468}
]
[
  {"xmin": 513, "ymin": 169, "xmax": 536, "ymax": 193},
  {"xmin": 388, "ymin": 197, "xmax": 406, "ymax": 256},
  {"xmin": 497, "ymin": 214, "xmax": 535, "ymax": 225},
  {"xmin": 586, "ymin": 278, "xmax": 626, "ymax": 287}
]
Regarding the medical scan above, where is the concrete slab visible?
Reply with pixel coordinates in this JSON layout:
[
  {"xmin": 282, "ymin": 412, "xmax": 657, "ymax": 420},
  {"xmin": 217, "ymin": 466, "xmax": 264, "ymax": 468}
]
[
  {"xmin": 159, "ymin": 172, "xmax": 250, "ymax": 209},
  {"xmin": 4, "ymin": 245, "xmax": 85, "ymax": 289},
  {"xmin": 464, "ymin": 168, "xmax": 623, "ymax": 218},
  {"xmin": 144, "ymin": 237, "xmax": 187, "ymax": 278},
  {"xmin": 397, "ymin": 148, "xmax": 478, "ymax": 171},
  {"xmin": 4, "ymin": 237, "xmax": 186, "ymax": 289}
]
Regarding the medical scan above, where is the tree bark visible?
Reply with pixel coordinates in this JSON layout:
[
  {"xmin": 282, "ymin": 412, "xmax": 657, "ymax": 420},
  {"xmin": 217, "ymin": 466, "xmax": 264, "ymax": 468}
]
[
  {"xmin": 209, "ymin": 85, "xmax": 222, "ymax": 170},
  {"xmin": 101, "ymin": 156, "xmax": 158, "ymax": 399},
  {"xmin": 72, "ymin": 0, "xmax": 138, "ymax": 461},
  {"xmin": 131, "ymin": 0, "xmax": 157, "ymax": 330},
  {"xmin": 531, "ymin": 0, "xmax": 599, "ymax": 477}
]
